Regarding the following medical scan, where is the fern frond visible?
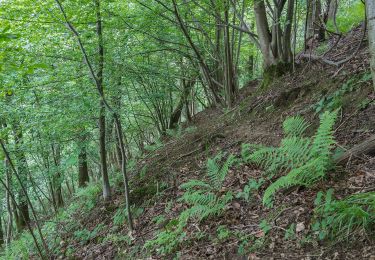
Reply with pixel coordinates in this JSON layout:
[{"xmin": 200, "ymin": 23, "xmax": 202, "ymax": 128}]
[
  {"xmin": 180, "ymin": 180, "xmax": 211, "ymax": 191},
  {"xmin": 207, "ymin": 153, "xmax": 236, "ymax": 189},
  {"xmin": 249, "ymin": 146, "xmax": 277, "ymax": 168},
  {"xmin": 280, "ymin": 136, "xmax": 311, "ymax": 169},
  {"xmin": 283, "ymin": 116, "xmax": 310, "ymax": 137},
  {"xmin": 246, "ymin": 111, "xmax": 338, "ymax": 207},
  {"xmin": 241, "ymin": 143, "xmax": 264, "ymax": 162},
  {"xmin": 180, "ymin": 190, "xmax": 216, "ymax": 206},
  {"xmin": 310, "ymin": 110, "xmax": 337, "ymax": 159}
]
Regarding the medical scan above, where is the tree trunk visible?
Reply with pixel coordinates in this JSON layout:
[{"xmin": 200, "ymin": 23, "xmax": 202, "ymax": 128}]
[
  {"xmin": 282, "ymin": 0, "xmax": 295, "ymax": 63},
  {"xmin": 254, "ymin": 0, "xmax": 294, "ymax": 85},
  {"xmin": 0, "ymin": 211, "xmax": 4, "ymax": 247},
  {"xmin": 0, "ymin": 140, "xmax": 49, "ymax": 258},
  {"xmin": 114, "ymin": 115, "xmax": 134, "ymax": 231},
  {"xmin": 328, "ymin": 0, "xmax": 338, "ymax": 21},
  {"xmin": 306, "ymin": 0, "xmax": 323, "ymax": 40},
  {"xmin": 96, "ymin": 0, "xmax": 111, "ymax": 200},
  {"xmin": 366, "ymin": 0, "xmax": 375, "ymax": 90},
  {"xmin": 172, "ymin": 0, "xmax": 222, "ymax": 105},
  {"xmin": 78, "ymin": 142, "xmax": 90, "ymax": 188},
  {"xmin": 12, "ymin": 125, "xmax": 30, "ymax": 231},
  {"xmin": 52, "ymin": 144, "xmax": 63, "ymax": 207},
  {"xmin": 169, "ymin": 78, "xmax": 195, "ymax": 129},
  {"xmin": 5, "ymin": 157, "xmax": 12, "ymax": 245},
  {"xmin": 54, "ymin": 0, "xmax": 134, "ymax": 231},
  {"xmin": 254, "ymin": 0, "xmax": 275, "ymax": 68},
  {"xmin": 328, "ymin": 0, "xmax": 339, "ymax": 33},
  {"xmin": 224, "ymin": 0, "xmax": 236, "ymax": 107},
  {"xmin": 335, "ymin": 135, "xmax": 375, "ymax": 165}
]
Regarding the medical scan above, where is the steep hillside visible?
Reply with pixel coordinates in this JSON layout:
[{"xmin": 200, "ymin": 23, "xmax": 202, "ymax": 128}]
[{"xmin": 17, "ymin": 25, "xmax": 375, "ymax": 260}]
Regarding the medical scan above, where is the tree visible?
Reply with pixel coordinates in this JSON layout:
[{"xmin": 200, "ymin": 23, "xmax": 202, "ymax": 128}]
[
  {"xmin": 254, "ymin": 0, "xmax": 295, "ymax": 72},
  {"xmin": 53, "ymin": 0, "xmax": 134, "ymax": 231},
  {"xmin": 366, "ymin": 0, "xmax": 375, "ymax": 90},
  {"xmin": 306, "ymin": 0, "xmax": 324, "ymax": 41},
  {"xmin": 78, "ymin": 138, "xmax": 90, "ymax": 188}
]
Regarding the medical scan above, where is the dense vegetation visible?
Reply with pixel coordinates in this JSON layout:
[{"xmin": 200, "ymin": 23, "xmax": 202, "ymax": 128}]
[{"xmin": 0, "ymin": 0, "xmax": 374, "ymax": 259}]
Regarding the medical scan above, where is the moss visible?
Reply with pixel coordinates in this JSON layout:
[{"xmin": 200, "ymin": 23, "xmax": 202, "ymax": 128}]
[{"xmin": 261, "ymin": 62, "xmax": 292, "ymax": 89}]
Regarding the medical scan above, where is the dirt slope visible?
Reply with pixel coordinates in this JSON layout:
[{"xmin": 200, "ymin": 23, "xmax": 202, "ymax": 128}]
[{"xmin": 59, "ymin": 24, "xmax": 375, "ymax": 259}]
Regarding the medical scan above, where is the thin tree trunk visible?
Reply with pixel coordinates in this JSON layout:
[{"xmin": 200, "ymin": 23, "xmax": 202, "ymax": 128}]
[
  {"xmin": 172, "ymin": 0, "xmax": 222, "ymax": 105},
  {"xmin": 114, "ymin": 116, "xmax": 134, "ymax": 231},
  {"xmin": 0, "ymin": 176, "xmax": 45, "ymax": 258},
  {"xmin": 0, "ymin": 211, "xmax": 4, "ymax": 247},
  {"xmin": 96, "ymin": 0, "xmax": 111, "ymax": 200},
  {"xmin": 52, "ymin": 144, "xmax": 63, "ymax": 207},
  {"xmin": 328, "ymin": 0, "xmax": 339, "ymax": 33},
  {"xmin": 224, "ymin": 0, "xmax": 235, "ymax": 107},
  {"xmin": 169, "ymin": 78, "xmax": 195, "ymax": 129},
  {"xmin": 12, "ymin": 124, "xmax": 30, "ymax": 231},
  {"xmin": 5, "ymin": 157, "xmax": 12, "ymax": 245},
  {"xmin": 78, "ymin": 140, "xmax": 90, "ymax": 188},
  {"xmin": 366, "ymin": 0, "xmax": 375, "ymax": 90},
  {"xmin": 306, "ymin": 0, "xmax": 324, "ymax": 40},
  {"xmin": 282, "ymin": 0, "xmax": 295, "ymax": 63}
]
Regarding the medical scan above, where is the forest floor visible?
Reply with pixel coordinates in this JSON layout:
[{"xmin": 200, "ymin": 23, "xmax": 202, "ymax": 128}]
[{"xmin": 55, "ymin": 24, "xmax": 374, "ymax": 259}]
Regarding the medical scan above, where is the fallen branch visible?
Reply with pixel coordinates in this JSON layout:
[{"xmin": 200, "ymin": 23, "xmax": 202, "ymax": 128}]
[
  {"xmin": 299, "ymin": 22, "xmax": 366, "ymax": 67},
  {"xmin": 335, "ymin": 135, "xmax": 375, "ymax": 165}
]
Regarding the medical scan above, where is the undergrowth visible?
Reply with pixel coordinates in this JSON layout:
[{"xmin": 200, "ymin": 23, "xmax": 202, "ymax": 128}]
[
  {"xmin": 243, "ymin": 111, "xmax": 338, "ymax": 206},
  {"xmin": 144, "ymin": 152, "xmax": 236, "ymax": 256},
  {"xmin": 313, "ymin": 189, "xmax": 375, "ymax": 241},
  {"xmin": 1, "ymin": 182, "xmax": 102, "ymax": 259}
]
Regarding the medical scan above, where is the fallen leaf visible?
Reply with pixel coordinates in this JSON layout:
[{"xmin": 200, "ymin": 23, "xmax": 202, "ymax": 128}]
[{"xmin": 296, "ymin": 222, "xmax": 305, "ymax": 233}]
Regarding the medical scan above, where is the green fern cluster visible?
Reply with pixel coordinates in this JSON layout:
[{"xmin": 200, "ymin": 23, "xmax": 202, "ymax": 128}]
[
  {"xmin": 179, "ymin": 153, "xmax": 236, "ymax": 222},
  {"xmin": 243, "ymin": 111, "xmax": 337, "ymax": 206},
  {"xmin": 144, "ymin": 153, "xmax": 236, "ymax": 255}
]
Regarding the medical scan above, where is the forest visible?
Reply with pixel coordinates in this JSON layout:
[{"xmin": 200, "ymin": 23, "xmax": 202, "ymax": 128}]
[{"xmin": 0, "ymin": 0, "xmax": 375, "ymax": 259}]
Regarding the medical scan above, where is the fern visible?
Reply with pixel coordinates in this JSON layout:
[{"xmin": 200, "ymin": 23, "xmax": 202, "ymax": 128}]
[
  {"xmin": 282, "ymin": 116, "xmax": 310, "ymax": 137},
  {"xmin": 313, "ymin": 190, "xmax": 375, "ymax": 240},
  {"xmin": 245, "ymin": 111, "xmax": 338, "ymax": 206},
  {"xmin": 207, "ymin": 153, "xmax": 236, "ymax": 189},
  {"xmin": 179, "ymin": 153, "xmax": 235, "ymax": 221},
  {"xmin": 145, "ymin": 153, "xmax": 235, "ymax": 255}
]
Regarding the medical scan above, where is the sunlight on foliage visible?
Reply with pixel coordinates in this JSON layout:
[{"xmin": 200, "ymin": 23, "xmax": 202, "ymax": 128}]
[{"xmin": 327, "ymin": 0, "xmax": 365, "ymax": 33}]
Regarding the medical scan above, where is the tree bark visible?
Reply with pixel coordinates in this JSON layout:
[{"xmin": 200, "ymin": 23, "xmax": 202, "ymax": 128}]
[
  {"xmin": 12, "ymin": 124, "xmax": 30, "ymax": 231},
  {"xmin": 254, "ymin": 0, "xmax": 275, "ymax": 68},
  {"xmin": 306, "ymin": 0, "xmax": 323, "ymax": 40},
  {"xmin": 0, "ymin": 210, "xmax": 4, "ymax": 247},
  {"xmin": 335, "ymin": 135, "xmax": 375, "ymax": 165},
  {"xmin": 169, "ymin": 77, "xmax": 195, "ymax": 129},
  {"xmin": 4, "ymin": 157, "xmax": 12, "ymax": 245},
  {"xmin": 328, "ymin": 0, "xmax": 339, "ymax": 33},
  {"xmin": 224, "ymin": 0, "xmax": 236, "ymax": 107},
  {"xmin": 52, "ymin": 144, "xmax": 64, "ymax": 207},
  {"xmin": 0, "ymin": 140, "xmax": 49, "ymax": 258},
  {"xmin": 78, "ymin": 140, "xmax": 90, "ymax": 188},
  {"xmin": 95, "ymin": 0, "xmax": 111, "ymax": 200},
  {"xmin": 366, "ymin": 0, "xmax": 375, "ymax": 90},
  {"xmin": 171, "ymin": 0, "xmax": 222, "ymax": 105}
]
